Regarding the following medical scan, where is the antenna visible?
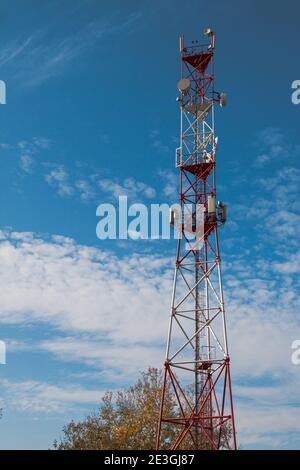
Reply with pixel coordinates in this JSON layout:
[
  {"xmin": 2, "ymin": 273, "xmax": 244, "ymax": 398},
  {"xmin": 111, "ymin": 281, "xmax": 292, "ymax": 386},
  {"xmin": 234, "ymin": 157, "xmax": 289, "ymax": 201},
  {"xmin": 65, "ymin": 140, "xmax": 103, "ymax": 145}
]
[
  {"xmin": 157, "ymin": 28, "xmax": 237, "ymax": 451},
  {"xmin": 177, "ymin": 78, "xmax": 190, "ymax": 95},
  {"xmin": 179, "ymin": 34, "xmax": 184, "ymax": 52},
  {"xmin": 219, "ymin": 92, "xmax": 227, "ymax": 107}
]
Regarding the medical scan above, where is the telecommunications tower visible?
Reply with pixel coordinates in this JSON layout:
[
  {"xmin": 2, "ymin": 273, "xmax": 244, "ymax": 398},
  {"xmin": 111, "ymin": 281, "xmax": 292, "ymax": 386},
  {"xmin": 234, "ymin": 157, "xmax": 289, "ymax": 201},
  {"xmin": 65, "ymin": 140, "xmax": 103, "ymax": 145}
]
[{"xmin": 156, "ymin": 28, "xmax": 237, "ymax": 450}]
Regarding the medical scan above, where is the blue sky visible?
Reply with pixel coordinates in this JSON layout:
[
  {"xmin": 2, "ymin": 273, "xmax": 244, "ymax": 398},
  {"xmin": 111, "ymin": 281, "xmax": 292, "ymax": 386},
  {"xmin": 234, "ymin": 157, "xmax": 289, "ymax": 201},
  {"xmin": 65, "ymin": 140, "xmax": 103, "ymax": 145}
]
[{"xmin": 0, "ymin": 0, "xmax": 300, "ymax": 449}]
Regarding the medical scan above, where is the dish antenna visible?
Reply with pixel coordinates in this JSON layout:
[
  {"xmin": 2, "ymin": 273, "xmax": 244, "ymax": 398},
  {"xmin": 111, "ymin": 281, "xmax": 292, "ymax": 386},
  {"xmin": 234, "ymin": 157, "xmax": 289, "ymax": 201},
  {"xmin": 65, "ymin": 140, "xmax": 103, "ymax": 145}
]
[
  {"xmin": 204, "ymin": 27, "xmax": 215, "ymax": 49},
  {"xmin": 177, "ymin": 78, "xmax": 190, "ymax": 95},
  {"xmin": 219, "ymin": 92, "xmax": 227, "ymax": 107},
  {"xmin": 204, "ymin": 27, "xmax": 213, "ymax": 36}
]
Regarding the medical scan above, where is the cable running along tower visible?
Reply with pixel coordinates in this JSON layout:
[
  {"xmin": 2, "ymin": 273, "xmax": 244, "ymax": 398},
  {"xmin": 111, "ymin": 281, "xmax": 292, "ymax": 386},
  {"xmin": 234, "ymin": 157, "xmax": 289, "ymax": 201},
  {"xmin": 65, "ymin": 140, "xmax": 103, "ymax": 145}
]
[{"xmin": 156, "ymin": 28, "xmax": 237, "ymax": 450}]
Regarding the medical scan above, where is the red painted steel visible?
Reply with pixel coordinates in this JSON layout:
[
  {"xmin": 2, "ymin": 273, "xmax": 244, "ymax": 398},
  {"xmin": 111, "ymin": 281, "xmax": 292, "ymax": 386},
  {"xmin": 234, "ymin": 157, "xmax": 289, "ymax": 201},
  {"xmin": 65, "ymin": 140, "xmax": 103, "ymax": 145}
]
[{"xmin": 156, "ymin": 31, "xmax": 237, "ymax": 450}]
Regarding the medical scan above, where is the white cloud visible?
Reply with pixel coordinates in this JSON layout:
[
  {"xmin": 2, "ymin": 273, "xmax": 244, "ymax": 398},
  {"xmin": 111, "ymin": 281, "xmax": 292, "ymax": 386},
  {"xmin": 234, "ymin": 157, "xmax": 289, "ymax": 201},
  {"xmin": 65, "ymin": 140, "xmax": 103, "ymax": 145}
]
[
  {"xmin": 158, "ymin": 169, "xmax": 178, "ymax": 199},
  {"xmin": 44, "ymin": 162, "xmax": 156, "ymax": 203},
  {"xmin": 32, "ymin": 137, "xmax": 51, "ymax": 150},
  {"xmin": 0, "ymin": 143, "xmax": 13, "ymax": 150},
  {"xmin": 0, "ymin": 378, "xmax": 105, "ymax": 413},
  {"xmin": 272, "ymin": 251, "xmax": 300, "ymax": 274},
  {"xmin": 0, "ymin": 230, "xmax": 171, "ymax": 343},
  {"xmin": 75, "ymin": 179, "xmax": 95, "ymax": 202},
  {"xmin": 45, "ymin": 166, "xmax": 74, "ymax": 197},
  {"xmin": 253, "ymin": 128, "xmax": 300, "ymax": 168},
  {"xmin": 20, "ymin": 154, "xmax": 34, "ymax": 174},
  {"xmin": 233, "ymin": 166, "xmax": 300, "ymax": 252},
  {"xmin": 0, "ymin": 228, "xmax": 299, "ymax": 447},
  {"xmin": 149, "ymin": 130, "xmax": 170, "ymax": 155},
  {"xmin": 39, "ymin": 337, "xmax": 163, "ymax": 384},
  {"xmin": 254, "ymin": 153, "xmax": 270, "ymax": 167},
  {"xmin": 98, "ymin": 176, "xmax": 156, "ymax": 200},
  {"xmin": 18, "ymin": 137, "xmax": 51, "ymax": 154},
  {"xmin": 1, "ymin": 136, "xmax": 51, "ymax": 174},
  {"xmin": 236, "ymin": 404, "xmax": 300, "ymax": 448}
]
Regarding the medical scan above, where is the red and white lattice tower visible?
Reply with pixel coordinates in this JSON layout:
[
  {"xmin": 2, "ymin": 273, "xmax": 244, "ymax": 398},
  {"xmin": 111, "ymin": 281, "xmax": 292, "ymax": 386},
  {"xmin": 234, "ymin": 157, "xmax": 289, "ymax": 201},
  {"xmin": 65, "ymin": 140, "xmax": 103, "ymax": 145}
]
[{"xmin": 156, "ymin": 29, "xmax": 237, "ymax": 450}]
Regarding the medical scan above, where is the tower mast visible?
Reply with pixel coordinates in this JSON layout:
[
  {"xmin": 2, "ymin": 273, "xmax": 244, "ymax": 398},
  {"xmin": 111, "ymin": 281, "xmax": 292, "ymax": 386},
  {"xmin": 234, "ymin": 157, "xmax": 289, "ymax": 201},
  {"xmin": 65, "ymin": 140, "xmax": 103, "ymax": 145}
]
[{"xmin": 156, "ymin": 28, "xmax": 237, "ymax": 450}]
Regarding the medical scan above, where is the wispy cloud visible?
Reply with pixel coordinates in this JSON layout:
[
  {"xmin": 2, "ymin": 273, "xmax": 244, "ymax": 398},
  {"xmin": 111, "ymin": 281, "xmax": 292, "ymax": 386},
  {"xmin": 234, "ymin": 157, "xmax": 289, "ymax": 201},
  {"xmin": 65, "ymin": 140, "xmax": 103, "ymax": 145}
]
[
  {"xmin": 253, "ymin": 127, "xmax": 300, "ymax": 168},
  {"xmin": 45, "ymin": 165, "xmax": 74, "ymax": 197},
  {"xmin": 0, "ymin": 136, "xmax": 51, "ymax": 174},
  {"xmin": 0, "ymin": 37, "xmax": 33, "ymax": 67},
  {"xmin": 99, "ymin": 134, "xmax": 111, "ymax": 145},
  {"xmin": 44, "ymin": 162, "xmax": 156, "ymax": 202},
  {"xmin": 0, "ymin": 142, "xmax": 13, "ymax": 150},
  {"xmin": 75, "ymin": 179, "xmax": 95, "ymax": 202},
  {"xmin": 20, "ymin": 154, "xmax": 35, "ymax": 174},
  {"xmin": 149, "ymin": 130, "xmax": 170, "ymax": 155},
  {"xmin": 98, "ymin": 176, "xmax": 156, "ymax": 200},
  {"xmin": 158, "ymin": 169, "xmax": 177, "ymax": 199},
  {"xmin": 0, "ymin": 12, "xmax": 142, "ymax": 88},
  {"xmin": 0, "ymin": 378, "xmax": 105, "ymax": 413}
]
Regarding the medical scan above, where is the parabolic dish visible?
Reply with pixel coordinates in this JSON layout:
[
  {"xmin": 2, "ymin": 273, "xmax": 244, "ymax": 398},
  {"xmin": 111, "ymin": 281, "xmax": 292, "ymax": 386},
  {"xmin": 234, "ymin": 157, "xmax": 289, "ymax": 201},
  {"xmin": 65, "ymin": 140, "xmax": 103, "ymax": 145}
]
[{"xmin": 177, "ymin": 78, "xmax": 190, "ymax": 95}]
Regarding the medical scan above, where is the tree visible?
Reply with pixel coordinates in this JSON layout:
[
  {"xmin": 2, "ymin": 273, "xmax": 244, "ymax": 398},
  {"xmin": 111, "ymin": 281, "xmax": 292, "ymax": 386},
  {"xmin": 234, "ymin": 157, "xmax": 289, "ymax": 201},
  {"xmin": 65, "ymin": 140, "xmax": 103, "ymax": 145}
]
[
  {"xmin": 54, "ymin": 368, "xmax": 177, "ymax": 450},
  {"xmin": 54, "ymin": 368, "xmax": 231, "ymax": 450}
]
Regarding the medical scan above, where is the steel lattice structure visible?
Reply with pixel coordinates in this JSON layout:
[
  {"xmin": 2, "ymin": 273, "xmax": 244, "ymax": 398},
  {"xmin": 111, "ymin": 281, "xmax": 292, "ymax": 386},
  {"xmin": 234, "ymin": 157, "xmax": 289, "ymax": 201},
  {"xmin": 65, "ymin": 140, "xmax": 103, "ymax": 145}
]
[{"xmin": 156, "ymin": 29, "xmax": 237, "ymax": 450}]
